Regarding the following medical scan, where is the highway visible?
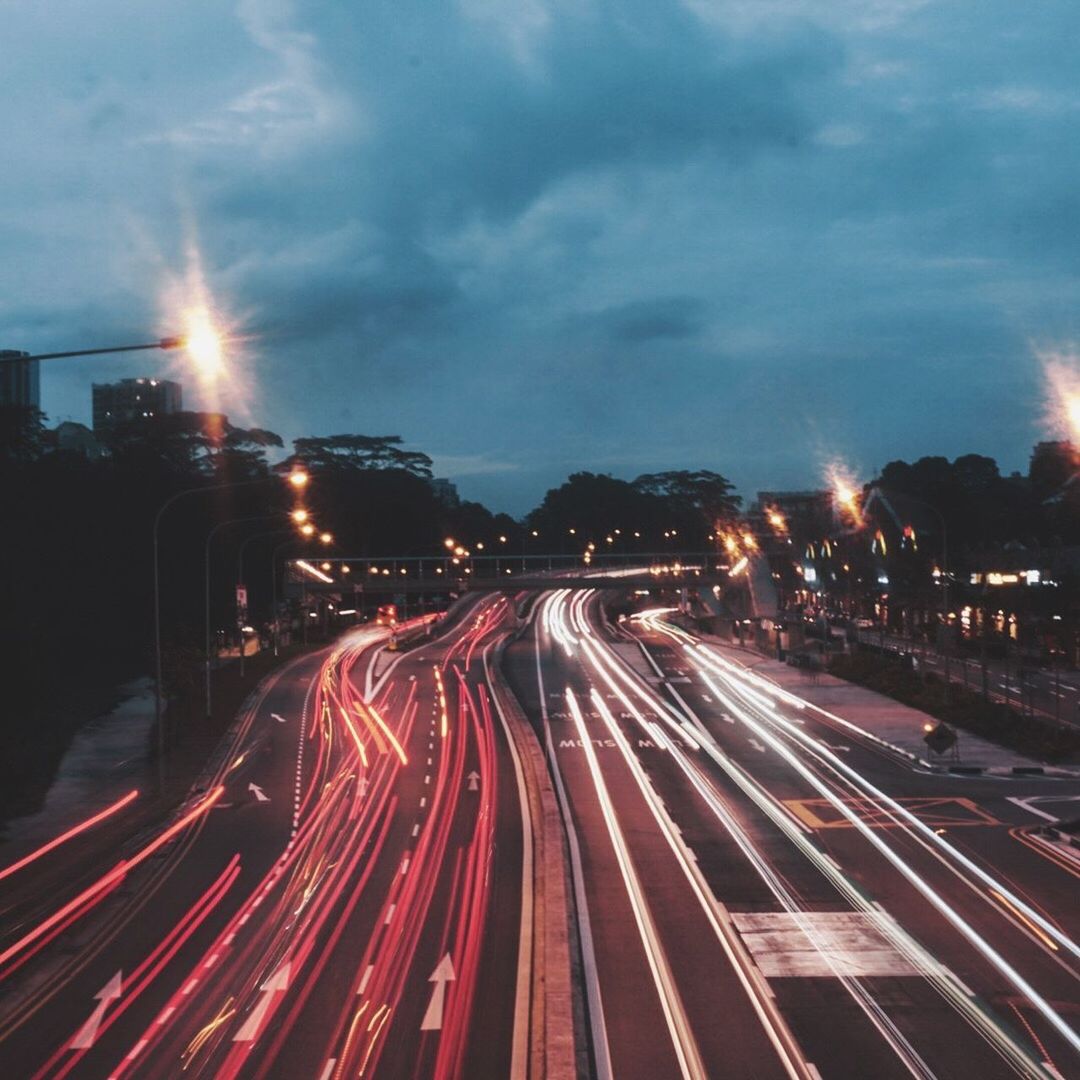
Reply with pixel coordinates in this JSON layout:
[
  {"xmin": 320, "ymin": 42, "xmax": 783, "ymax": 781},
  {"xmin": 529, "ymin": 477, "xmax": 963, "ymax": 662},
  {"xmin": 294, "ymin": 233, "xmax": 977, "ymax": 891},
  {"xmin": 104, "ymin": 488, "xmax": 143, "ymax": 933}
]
[
  {"xmin": 3, "ymin": 585, "xmax": 1078, "ymax": 1079},
  {"xmin": 503, "ymin": 590, "xmax": 1080, "ymax": 1079},
  {"xmin": 0, "ymin": 596, "xmax": 528, "ymax": 1080}
]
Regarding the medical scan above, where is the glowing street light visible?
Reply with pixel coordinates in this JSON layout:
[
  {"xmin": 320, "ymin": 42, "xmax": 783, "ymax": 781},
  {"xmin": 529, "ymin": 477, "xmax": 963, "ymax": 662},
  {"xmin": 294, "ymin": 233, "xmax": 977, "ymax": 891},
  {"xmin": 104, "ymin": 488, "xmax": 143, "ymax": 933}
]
[
  {"xmin": 291, "ymin": 508, "xmax": 309, "ymax": 525},
  {"xmin": 319, "ymin": 532, "xmax": 333, "ymax": 545},
  {"xmin": 181, "ymin": 306, "xmax": 225, "ymax": 382},
  {"xmin": 288, "ymin": 470, "xmax": 310, "ymax": 490},
  {"xmin": 8, "ymin": 336, "xmax": 187, "ymax": 364},
  {"xmin": 300, "ymin": 522, "xmax": 316, "ymax": 537}
]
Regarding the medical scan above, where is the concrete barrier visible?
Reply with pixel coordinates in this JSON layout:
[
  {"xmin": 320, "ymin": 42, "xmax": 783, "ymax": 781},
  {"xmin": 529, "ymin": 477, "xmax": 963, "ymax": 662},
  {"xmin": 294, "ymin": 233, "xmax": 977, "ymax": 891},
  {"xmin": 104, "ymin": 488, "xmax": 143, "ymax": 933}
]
[{"xmin": 488, "ymin": 640, "xmax": 579, "ymax": 1080}]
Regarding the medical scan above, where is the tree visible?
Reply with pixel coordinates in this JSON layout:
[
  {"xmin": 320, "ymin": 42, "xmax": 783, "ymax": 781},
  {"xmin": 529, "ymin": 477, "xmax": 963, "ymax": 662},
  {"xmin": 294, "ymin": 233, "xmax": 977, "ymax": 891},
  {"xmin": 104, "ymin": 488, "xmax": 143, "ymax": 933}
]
[
  {"xmin": 633, "ymin": 470, "xmax": 741, "ymax": 523},
  {"xmin": 287, "ymin": 435, "xmax": 433, "ymax": 478},
  {"xmin": 0, "ymin": 405, "xmax": 46, "ymax": 463},
  {"xmin": 104, "ymin": 412, "xmax": 283, "ymax": 479}
]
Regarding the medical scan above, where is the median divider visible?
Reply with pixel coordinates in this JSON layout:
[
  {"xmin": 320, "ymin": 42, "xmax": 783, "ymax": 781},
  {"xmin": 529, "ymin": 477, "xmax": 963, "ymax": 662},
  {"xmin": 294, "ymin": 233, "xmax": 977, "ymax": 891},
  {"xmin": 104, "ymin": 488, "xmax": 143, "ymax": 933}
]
[{"xmin": 488, "ymin": 639, "xmax": 579, "ymax": 1080}]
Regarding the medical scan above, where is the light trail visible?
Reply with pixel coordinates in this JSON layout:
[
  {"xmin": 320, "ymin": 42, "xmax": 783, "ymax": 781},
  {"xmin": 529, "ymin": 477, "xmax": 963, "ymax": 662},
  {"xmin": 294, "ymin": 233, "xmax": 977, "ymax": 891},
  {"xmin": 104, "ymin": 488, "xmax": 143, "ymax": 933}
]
[
  {"xmin": 0, "ymin": 790, "xmax": 139, "ymax": 883},
  {"xmin": 564, "ymin": 686, "xmax": 707, "ymax": 1080},
  {"xmin": 0, "ymin": 786, "xmax": 223, "ymax": 977},
  {"xmin": 639, "ymin": 612, "xmax": 1080, "ymax": 1066}
]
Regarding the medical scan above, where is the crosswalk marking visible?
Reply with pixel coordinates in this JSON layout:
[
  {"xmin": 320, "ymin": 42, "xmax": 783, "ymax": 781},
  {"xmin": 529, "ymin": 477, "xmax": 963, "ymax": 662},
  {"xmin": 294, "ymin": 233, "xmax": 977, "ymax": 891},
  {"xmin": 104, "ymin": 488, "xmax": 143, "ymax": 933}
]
[{"xmin": 731, "ymin": 911, "xmax": 928, "ymax": 978}]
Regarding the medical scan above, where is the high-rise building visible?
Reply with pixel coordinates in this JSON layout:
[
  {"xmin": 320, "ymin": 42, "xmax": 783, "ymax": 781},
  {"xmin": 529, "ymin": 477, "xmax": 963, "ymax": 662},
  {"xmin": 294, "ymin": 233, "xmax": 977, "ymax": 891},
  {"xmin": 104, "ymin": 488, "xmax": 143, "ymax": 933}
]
[
  {"xmin": 0, "ymin": 350, "xmax": 40, "ymax": 409},
  {"xmin": 92, "ymin": 377, "xmax": 182, "ymax": 435}
]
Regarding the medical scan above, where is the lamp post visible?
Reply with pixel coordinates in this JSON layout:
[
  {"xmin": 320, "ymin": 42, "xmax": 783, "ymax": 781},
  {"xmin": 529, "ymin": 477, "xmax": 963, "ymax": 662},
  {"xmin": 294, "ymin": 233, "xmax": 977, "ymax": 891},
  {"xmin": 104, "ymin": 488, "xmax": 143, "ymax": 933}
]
[
  {"xmin": 153, "ymin": 469, "xmax": 308, "ymax": 788},
  {"xmin": 870, "ymin": 486, "xmax": 950, "ymax": 699},
  {"xmin": 204, "ymin": 514, "xmax": 279, "ymax": 717},
  {"xmin": 1, "ymin": 337, "xmax": 186, "ymax": 364},
  {"xmin": 237, "ymin": 527, "xmax": 293, "ymax": 663}
]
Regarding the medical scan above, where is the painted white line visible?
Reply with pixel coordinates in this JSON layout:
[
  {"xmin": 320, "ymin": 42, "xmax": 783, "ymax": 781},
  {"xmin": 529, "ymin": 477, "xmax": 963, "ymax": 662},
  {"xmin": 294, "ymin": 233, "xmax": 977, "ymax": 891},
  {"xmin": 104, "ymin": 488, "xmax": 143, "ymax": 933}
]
[
  {"xmin": 384, "ymin": 903, "xmax": 396, "ymax": 926},
  {"xmin": 358, "ymin": 965, "xmax": 374, "ymax": 994}
]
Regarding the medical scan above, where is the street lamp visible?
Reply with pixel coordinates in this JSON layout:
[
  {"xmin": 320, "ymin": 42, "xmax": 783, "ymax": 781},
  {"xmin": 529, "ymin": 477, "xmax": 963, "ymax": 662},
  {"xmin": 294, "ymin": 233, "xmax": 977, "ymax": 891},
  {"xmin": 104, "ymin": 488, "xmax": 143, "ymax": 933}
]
[
  {"xmin": 4, "ymin": 336, "xmax": 187, "ymax": 364},
  {"xmin": 869, "ymin": 486, "xmax": 951, "ymax": 697},
  {"xmin": 204, "ymin": 514, "xmax": 278, "ymax": 716},
  {"xmin": 153, "ymin": 472, "xmax": 305, "ymax": 788}
]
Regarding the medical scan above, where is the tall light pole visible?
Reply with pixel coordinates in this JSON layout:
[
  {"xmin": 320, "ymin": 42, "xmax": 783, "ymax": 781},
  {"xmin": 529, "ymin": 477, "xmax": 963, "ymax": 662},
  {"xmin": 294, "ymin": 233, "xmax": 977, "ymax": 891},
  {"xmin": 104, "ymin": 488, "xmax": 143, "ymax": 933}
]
[
  {"xmin": 154, "ymin": 469, "xmax": 308, "ymax": 787},
  {"xmin": 870, "ymin": 486, "xmax": 950, "ymax": 699},
  {"xmin": 204, "ymin": 514, "xmax": 279, "ymax": 717},
  {"xmin": 237, "ymin": 526, "xmax": 293, "ymax": 662},
  {"xmin": 6, "ymin": 337, "xmax": 186, "ymax": 363}
]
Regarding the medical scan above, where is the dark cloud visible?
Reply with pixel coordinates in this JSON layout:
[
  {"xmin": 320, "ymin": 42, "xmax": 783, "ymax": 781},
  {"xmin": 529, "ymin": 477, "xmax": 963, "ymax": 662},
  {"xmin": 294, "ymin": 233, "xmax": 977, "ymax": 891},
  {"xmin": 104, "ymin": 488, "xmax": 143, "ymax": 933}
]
[{"xmin": 1, "ymin": 0, "xmax": 1078, "ymax": 513}]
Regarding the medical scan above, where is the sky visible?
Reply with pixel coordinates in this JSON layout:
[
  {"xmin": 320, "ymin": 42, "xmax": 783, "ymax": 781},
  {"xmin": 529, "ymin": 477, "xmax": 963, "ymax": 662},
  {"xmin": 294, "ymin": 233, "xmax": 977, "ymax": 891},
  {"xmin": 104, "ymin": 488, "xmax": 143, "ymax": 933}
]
[{"xmin": 2, "ymin": 0, "xmax": 1079, "ymax": 515}]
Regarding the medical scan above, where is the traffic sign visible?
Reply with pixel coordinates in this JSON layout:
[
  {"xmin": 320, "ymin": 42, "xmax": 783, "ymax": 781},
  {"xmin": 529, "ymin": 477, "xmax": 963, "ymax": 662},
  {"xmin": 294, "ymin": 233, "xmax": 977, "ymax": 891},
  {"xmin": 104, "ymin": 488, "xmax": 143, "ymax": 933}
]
[{"xmin": 923, "ymin": 723, "xmax": 957, "ymax": 755}]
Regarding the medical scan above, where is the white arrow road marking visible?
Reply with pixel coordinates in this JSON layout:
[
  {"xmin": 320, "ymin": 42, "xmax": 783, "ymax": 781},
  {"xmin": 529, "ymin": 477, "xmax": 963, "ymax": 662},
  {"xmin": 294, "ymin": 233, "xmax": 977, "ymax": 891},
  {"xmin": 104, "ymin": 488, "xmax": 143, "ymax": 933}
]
[
  {"xmin": 420, "ymin": 954, "xmax": 456, "ymax": 1031},
  {"xmin": 234, "ymin": 963, "xmax": 290, "ymax": 1042},
  {"xmin": 820, "ymin": 742, "xmax": 851, "ymax": 753},
  {"xmin": 271, "ymin": 713, "xmax": 287, "ymax": 723},
  {"xmin": 248, "ymin": 783, "xmax": 269, "ymax": 803},
  {"xmin": 359, "ymin": 777, "xmax": 369, "ymax": 797},
  {"xmin": 71, "ymin": 971, "xmax": 122, "ymax": 1049},
  {"xmin": 720, "ymin": 713, "xmax": 735, "ymax": 724},
  {"xmin": 702, "ymin": 694, "xmax": 713, "ymax": 703},
  {"xmin": 466, "ymin": 771, "xmax": 480, "ymax": 791},
  {"xmin": 748, "ymin": 738, "xmax": 766, "ymax": 753}
]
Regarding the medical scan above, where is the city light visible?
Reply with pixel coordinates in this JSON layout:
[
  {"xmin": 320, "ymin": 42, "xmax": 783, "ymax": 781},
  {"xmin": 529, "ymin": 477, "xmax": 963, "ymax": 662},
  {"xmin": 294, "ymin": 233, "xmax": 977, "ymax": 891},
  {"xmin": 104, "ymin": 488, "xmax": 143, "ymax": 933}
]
[
  {"xmin": 300, "ymin": 522, "xmax": 316, "ymax": 537},
  {"xmin": 827, "ymin": 461, "xmax": 864, "ymax": 527},
  {"xmin": 294, "ymin": 559, "xmax": 333, "ymax": 583},
  {"xmin": 319, "ymin": 532, "xmax": 333, "ymax": 545},
  {"xmin": 181, "ymin": 305, "xmax": 225, "ymax": 382},
  {"xmin": 765, "ymin": 507, "xmax": 788, "ymax": 535},
  {"xmin": 289, "ymin": 470, "xmax": 310, "ymax": 489},
  {"xmin": 291, "ymin": 509, "xmax": 309, "ymax": 524}
]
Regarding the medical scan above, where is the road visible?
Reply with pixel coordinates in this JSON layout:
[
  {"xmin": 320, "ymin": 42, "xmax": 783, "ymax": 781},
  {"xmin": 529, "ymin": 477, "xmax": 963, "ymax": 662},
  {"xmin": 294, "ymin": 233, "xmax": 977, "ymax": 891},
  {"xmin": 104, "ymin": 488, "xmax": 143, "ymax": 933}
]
[
  {"xmin": 0, "ymin": 596, "xmax": 528, "ymax": 1080},
  {"xmin": 503, "ymin": 590, "xmax": 1080, "ymax": 1079}
]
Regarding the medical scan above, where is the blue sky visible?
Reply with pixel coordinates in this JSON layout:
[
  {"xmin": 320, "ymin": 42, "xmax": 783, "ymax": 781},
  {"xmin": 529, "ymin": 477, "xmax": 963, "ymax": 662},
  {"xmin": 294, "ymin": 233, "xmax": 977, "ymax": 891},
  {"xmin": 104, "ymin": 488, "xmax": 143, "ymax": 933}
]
[{"xmin": 2, "ymin": 0, "xmax": 1078, "ymax": 513}]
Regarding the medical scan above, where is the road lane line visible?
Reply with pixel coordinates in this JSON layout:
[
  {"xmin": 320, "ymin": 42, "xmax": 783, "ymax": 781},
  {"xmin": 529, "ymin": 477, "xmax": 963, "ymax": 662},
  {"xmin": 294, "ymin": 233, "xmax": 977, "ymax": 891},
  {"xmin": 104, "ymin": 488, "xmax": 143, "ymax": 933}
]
[
  {"xmin": 484, "ymin": 640, "xmax": 535, "ymax": 1080},
  {"xmin": 566, "ymin": 687, "xmax": 705, "ymax": 1080},
  {"xmin": 534, "ymin": 599, "xmax": 613, "ymax": 1080}
]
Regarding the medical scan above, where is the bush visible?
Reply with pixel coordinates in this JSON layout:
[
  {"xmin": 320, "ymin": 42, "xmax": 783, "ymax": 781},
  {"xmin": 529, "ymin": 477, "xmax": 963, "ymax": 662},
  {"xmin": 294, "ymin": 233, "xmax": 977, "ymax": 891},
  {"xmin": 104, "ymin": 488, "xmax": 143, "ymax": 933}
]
[{"xmin": 828, "ymin": 651, "xmax": 1080, "ymax": 763}]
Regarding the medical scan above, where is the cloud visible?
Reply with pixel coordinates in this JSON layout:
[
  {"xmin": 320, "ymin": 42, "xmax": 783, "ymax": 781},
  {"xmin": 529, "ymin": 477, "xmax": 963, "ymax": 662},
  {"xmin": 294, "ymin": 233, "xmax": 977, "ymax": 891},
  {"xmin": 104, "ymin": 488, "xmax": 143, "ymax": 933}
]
[
  {"xmin": 571, "ymin": 296, "xmax": 707, "ymax": 343},
  {"xmin": 3, "ymin": 0, "xmax": 1080, "ymax": 515}
]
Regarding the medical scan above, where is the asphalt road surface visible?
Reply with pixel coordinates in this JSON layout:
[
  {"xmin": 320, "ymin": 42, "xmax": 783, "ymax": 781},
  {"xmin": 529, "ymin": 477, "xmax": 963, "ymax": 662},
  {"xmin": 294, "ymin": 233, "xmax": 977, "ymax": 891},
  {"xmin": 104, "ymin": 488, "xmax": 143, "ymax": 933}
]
[
  {"xmin": 0, "ymin": 596, "xmax": 527, "ymax": 1080},
  {"xmin": 503, "ymin": 590, "xmax": 1080, "ymax": 1080}
]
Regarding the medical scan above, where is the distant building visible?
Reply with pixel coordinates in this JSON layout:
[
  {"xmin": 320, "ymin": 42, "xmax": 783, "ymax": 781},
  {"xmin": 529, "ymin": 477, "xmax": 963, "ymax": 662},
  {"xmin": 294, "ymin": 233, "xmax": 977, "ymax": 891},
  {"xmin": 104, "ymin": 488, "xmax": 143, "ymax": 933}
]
[
  {"xmin": 0, "ymin": 350, "xmax": 40, "ymax": 409},
  {"xmin": 430, "ymin": 477, "xmax": 461, "ymax": 509},
  {"xmin": 92, "ymin": 377, "xmax": 181, "ymax": 435}
]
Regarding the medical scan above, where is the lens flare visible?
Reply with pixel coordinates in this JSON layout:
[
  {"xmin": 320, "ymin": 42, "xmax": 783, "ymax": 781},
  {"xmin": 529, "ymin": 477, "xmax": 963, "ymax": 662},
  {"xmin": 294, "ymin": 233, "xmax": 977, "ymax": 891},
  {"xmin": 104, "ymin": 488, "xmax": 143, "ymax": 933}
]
[
  {"xmin": 1039, "ymin": 346, "xmax": 1080, "ymax": 442},
  {"xmin": 182, "ymin": 306, "xmax": 225, "ymax": 381},
  {"xmin": 826, "ymin": 461, "xmax": 864, "ymax": 527}
]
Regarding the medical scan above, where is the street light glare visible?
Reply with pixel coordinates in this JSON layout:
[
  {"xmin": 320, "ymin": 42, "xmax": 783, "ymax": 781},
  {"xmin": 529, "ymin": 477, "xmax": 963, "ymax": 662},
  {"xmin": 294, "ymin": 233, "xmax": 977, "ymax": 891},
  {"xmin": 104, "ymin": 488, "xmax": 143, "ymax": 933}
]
[
  {"xmin": 288, "ymin": 470, "xmax": 310, "ymax": 489},
  {"xmin": 300, "ymin": 522, "xmax": 316, "ymax": 536},
  {"xmin": 182, "ymin": 306, "xmax": 225, "ymax": 381},
  {"xmin": 291, "ymin": 509, "xmax": 309, "ymax": 524},
  {"xmin": 320, "ymin": 532, "xmax": 333, "ymax": 545}
]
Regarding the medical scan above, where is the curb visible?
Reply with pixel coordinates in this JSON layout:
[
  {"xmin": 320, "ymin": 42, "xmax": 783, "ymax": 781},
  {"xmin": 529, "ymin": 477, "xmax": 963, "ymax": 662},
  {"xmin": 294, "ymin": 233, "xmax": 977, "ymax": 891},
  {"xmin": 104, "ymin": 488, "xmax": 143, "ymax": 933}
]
[{"xmin": 489, "ymin": 639, "xmax": 579, "ymax": 1080}]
